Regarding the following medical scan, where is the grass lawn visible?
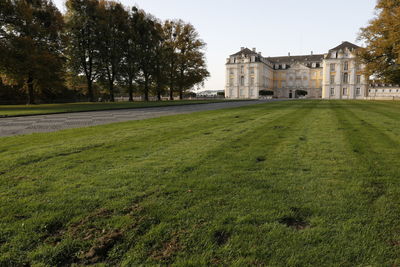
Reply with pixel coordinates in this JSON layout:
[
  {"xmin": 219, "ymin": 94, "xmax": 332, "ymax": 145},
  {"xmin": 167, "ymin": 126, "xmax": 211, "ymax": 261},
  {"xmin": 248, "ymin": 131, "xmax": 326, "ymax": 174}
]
[
  {"xmin": 0, "ymin": 99, "xmax": 237, "ymax": 117},
  {"xmin": 1, "ymin": 100, "xmax": 400, "ymax": 265}
]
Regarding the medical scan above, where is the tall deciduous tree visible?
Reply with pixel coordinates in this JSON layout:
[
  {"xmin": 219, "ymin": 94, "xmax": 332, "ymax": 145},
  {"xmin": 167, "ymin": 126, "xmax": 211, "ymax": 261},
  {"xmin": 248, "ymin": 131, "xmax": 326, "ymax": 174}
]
[
  {"xmin": 163, "ymin": 20, "xmax": 179, "ymax": 100},
  {"xmin": 135, "ymin": 11, "xmax": 160, "ymax": 101},
  {"xmin": 65, "ymin": 0, "xmax": 102, "ymax": 102},
  {"xmin": 120, "ymin": 7, "xmax": 139, "ymax": 102},
  {"xmin": 0, "ymin": 0, "xmax": 65, "ymax": 104},
  {"xmin": 358, "ymin": 0, "xmax": 400, "ymax": 84},
  {"xmin": 97, "ymin": 1, "xmax": 128, "ymax": 102},
  {"xmin": 174, "ymin": 21, "xmax": 209, "ymax": 99}
]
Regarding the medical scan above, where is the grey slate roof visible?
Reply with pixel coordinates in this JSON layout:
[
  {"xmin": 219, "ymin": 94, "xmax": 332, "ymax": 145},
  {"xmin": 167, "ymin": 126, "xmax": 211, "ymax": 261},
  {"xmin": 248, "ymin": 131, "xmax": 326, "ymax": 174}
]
[
  {"xmin": 329, "ymin": 41, "xmax": 360, "ymax": 52},
  {"xmin": 230, "ymin": 48, "xmax": 259, "ymax": 57},
  {"xmin": 267, "ymin": 54, "xmax": 324, "ymax": 63}
]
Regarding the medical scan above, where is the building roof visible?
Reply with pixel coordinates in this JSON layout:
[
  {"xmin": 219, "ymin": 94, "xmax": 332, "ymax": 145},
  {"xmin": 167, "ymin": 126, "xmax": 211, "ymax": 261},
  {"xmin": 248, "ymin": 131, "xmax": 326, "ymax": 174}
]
[
  {"xmin": 267, "ymin": 54, "xmax": 324, "ymax": 64},
  {"xmin": 329, "ymin": 41, "xmax": 360, "ymax": 52},
  {"xmin": 230, "ymin": 48, "xmax": 259, "ymax": 57}
]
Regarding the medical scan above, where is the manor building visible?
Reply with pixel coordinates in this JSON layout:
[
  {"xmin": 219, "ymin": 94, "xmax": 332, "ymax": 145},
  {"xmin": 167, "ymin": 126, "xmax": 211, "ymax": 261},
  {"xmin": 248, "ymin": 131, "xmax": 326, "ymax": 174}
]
[{"xmin": 225, "ymin": 41, "xmax": 369, "ymax": 99}]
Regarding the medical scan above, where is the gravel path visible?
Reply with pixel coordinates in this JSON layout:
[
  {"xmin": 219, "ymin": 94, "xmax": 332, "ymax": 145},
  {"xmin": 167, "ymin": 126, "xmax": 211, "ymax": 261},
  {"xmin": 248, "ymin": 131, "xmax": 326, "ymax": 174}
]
[{"xmin": 0, "ymin": 100, "xmax": 272, "ymax": 137}]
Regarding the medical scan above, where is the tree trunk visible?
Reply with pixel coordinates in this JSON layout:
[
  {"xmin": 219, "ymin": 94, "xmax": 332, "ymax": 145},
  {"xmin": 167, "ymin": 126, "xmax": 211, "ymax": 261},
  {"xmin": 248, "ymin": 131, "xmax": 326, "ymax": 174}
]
[
  {"xmin": 87, "ymin": 78, "xmax": 94, "ymax": 102},
  {"xmin": 169, "ymin": 81, "xmax": 174, "ymax": 100},
  {"xmin": 27, "ymin": 75, "xmax": 35, "ymax": 105},
  {"xmin": 178, "ymin": 84, "xmax": 183, "ymax": 100},
  {"xmin": 109, "ymin": 80, "xmax": 115, "ymax": 102},
  {"xmin": 157, "ymin": 90, "xmax": 161, "ymax": 101},
  {"xmin": 128, "ymin": 79, "xmax": 134, "ymax": 102},
  {"xmin": 144, "ymin": 77, "xmax": 149, "ymax": 101}
]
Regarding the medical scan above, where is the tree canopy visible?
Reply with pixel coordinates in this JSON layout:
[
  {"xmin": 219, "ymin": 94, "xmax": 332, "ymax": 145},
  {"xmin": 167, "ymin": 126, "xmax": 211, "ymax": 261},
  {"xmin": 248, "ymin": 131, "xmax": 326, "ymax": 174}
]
[
  {"xmin": 358, "ymin": 0, "xmax": 400, "ymax": 84},
  {"xmin": 0, "ymin": 0, "xmax": 65, "ymax": 104}
]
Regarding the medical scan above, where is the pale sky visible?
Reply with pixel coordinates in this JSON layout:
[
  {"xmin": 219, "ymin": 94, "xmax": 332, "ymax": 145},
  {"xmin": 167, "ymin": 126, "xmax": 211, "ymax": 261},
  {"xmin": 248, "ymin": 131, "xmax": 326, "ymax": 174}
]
[{"xmin": 53, "ymin": 0, "xmax": 377, "ymax": 91}]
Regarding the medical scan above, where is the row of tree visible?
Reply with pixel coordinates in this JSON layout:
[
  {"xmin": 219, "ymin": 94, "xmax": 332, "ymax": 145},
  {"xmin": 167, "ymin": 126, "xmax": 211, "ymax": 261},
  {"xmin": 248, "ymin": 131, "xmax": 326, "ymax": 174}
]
[{"xmin": 0, "ymin": 0, "xmax": 209, "ymax": 104}]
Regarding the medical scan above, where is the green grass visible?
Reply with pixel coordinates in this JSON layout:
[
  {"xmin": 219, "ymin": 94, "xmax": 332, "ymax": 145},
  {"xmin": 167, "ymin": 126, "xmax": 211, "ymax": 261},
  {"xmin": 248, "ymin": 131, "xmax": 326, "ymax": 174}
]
[
  {"xmin": 0, "ymin": 99, "xmax": 236, "ymax": 117},
  {"xmin": 1, "ymin": 100, "xmax": 400, "ymax": 266}
]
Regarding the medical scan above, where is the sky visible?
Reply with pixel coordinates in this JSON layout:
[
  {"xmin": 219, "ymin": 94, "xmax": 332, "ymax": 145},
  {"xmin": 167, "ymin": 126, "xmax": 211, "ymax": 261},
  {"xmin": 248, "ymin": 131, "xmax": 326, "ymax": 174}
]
[{"xmin": 53, "ymin": 0, "xmax": 377, "ymax": 91}]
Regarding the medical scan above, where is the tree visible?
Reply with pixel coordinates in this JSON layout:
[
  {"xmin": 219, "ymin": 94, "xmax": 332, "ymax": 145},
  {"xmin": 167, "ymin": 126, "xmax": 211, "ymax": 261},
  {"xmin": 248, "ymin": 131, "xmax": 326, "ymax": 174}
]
[
  {"xmin": 174, "ymin": 21, "xmax": 209, "ymax": 100},
  {"xmin": 163, "ymin": 20, "xmax": 179, "ymax": 100},
  {"xmin": 65, "ymin": 0, "xmax": 102, "ymax": 102},
  {"xmin": 134, "ymin": 11, "xmax": 160, "ymax": 101},
  {"xmin": 97, "ymin": 1, "xmax": 128, "ymax": 102},
  {"xmin": 152, "ymin": 21, "xmax": 169, "ymax": 101},
  {"xmin": 120, "ymin": 7, "xmax": 139, "ymax": 102},
  {"xmin": 358, "ymin": 0, "xmax": 400, "ymax": 84},
  {"xmin": 0, "ymin": 0, "xmax": 65, "ymax": 104}
]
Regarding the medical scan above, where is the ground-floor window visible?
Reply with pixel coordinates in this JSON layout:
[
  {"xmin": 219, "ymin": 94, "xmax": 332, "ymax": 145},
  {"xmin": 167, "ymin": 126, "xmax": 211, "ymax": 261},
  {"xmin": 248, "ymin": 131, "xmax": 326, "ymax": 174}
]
[
  {"xmin": 230, "ymin": 88, "xmax": 234, "ymax": 97},
  {"xmin": 356, "ymin": 87, "xmax": 361, "ymax": 95},
  {"xmin": 330, "ymin": 88, "xmax": 335, "ymax": 96},
  {"xmin": 249, "ymin": 88, "xmax": 254, "ymax": 96},
  {"xmin": 343, "ymin": 88, "xmax": 348, "ymax": 96},
  {"xmin": 240, "ymin": 88, "xmax": 244, "ymax": 96}
]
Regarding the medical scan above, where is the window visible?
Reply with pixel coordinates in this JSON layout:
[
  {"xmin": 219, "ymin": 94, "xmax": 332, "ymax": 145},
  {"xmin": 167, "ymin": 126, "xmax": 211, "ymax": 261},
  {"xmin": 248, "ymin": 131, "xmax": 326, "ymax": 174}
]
[
  {"xmin": 316, "ymin": 63, "xmax": 320, "ymax": 68},
  {"xmin": 250, "ymin": 67, "xmax": 254, "ymax": 74},
  {"xmin": 343, "ymin": 88, "xmax": 348, "ymax": 96},
  {"xmin": 229, "ymin": 78, "xmax": 233, "ymax": 86},
  {"xmin": 356, "ymin": 75, "xmax": 361, "ymax": 84},
  {"xmin": 250, "ymin": 77, "xmax": 254, "ymax": 86},
  {"xmin": 344, "ymin": 61, "xmax": 349, "ymax": 71},
  {"xmin": 240, "ymin": 88, "xmax": 244, "ymax": 96},
  {"xmin": 240, "ymin": 76, "xmax": 245, "ymax": 86},
  {"xmin": 230, "ymin": 88, "xmax": 234, "ymax": 97},
  {"xmin": 330, "ymin": 88, "xmax": 335, "ymax": 96},
  {"xmin": 356, "ymin": 87, "xmax": 361, "ymax": 95},
  {"xmin": 230, "ymin": 69, "xmax": 234, "ymax": 75},
  {"xmin": 343, "ymin": 73, "xmax": 348, "ymax": 84},
  {"xmin": 241, "ymin": 66, "xmax": 244, "ymax": 74},
  {"xmin": 330, "ymin": 63, "xmax": 335, "ymax": 71},
  {"xmin": 330, "ymin": 75, "xmax": 335, "ymax": 84},
  {"xmin": 250, "ymin": 88, "xmax": 254, "ymax": 96}
]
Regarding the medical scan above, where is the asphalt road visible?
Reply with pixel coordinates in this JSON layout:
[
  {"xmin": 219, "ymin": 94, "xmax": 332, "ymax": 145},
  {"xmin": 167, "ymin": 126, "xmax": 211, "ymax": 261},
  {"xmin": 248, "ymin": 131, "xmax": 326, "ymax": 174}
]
[{"xmin": 0, "ymin": 100, "xmax": 272, "ymax": 137}]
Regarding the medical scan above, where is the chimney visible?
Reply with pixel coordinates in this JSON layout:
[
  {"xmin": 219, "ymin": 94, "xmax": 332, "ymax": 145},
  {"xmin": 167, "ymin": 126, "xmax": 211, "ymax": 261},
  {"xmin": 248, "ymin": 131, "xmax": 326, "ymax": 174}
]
[
  {"xmin": 241, "ymin": 47, "xmax": 245, "ymax": 51},
  {"xmin": 288, "ymin": 52, "xmax": 290, "ymax": 56},
  {"xmin": 252, "ymin": 48, "xmax": 256, "ymax": 52},
  {"xmin": 311, "ymin": 51, "xmax": 313, "ymax": 55}
]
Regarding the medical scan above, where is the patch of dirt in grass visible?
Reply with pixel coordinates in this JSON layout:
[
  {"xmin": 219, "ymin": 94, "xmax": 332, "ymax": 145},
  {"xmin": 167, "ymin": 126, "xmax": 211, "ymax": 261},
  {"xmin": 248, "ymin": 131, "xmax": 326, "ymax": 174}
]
[
  {"xmin": 279, "ymin": 207, "xmax": 311, "ymax": 230},
  {"xmin": 299, "ymin": 136, "xmax": 307, "ymax": 141},
  {"xmin": 203, "ymin": 132, "xmax": 212, "ymax": 135},
  {"xmin": 151, "ymin": 233, "xmax": 182, "ymax": 261},
  {"xmin": 279, "ymin": 216, "xmax": 309, "ymax": 230},
  {"xmin": 256, "ymin": 156, "xmax": 266, "ymax": 163},
  {"xmin": 213, "ymin": 230, "xmax": 230, "ymax": 246},
  {"xmin": 83, "ymin": 230, "xmax": 123, "ymax": 263}
]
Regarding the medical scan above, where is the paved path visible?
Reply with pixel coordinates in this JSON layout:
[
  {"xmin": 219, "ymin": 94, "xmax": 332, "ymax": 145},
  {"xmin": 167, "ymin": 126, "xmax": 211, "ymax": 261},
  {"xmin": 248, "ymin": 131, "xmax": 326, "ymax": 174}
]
[{"xmin": 0, "ymin": 100, "xmax": 270, "ymax": 137}]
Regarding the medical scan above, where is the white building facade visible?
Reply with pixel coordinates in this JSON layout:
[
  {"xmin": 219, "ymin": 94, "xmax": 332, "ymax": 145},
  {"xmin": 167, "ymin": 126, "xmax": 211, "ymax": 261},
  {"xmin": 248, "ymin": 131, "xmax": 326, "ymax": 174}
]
[{"xmin": 225, "ymin": 41, "xmax": 369, "ymax": 100}]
